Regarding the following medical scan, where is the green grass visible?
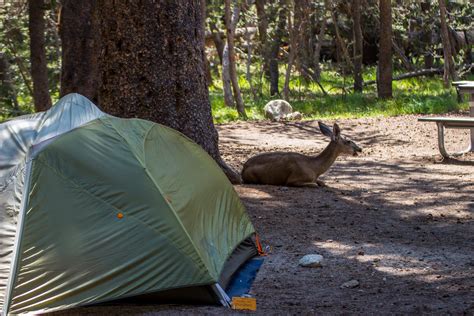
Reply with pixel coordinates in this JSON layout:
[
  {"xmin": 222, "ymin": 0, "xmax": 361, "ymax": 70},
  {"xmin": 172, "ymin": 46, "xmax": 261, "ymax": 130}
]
[{"xmin": 210, "ymin": 66, "xmax": 471, "ymax": 124}]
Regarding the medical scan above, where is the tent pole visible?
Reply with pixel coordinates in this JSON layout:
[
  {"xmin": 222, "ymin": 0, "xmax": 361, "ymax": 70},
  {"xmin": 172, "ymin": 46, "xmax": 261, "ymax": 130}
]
[
  {"xmin": 2, "ymin": 159, "xmax": 33, "ymax": 315},
  {"xmin": 211, "ymin": 283, "xmax": 231, "ymax": 308}
]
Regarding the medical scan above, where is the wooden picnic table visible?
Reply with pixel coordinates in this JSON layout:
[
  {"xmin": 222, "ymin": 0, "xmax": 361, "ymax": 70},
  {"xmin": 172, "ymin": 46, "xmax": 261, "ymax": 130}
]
[{"xmin": 418, "ymin": 81, "xmax": 474, "ymax": 158}]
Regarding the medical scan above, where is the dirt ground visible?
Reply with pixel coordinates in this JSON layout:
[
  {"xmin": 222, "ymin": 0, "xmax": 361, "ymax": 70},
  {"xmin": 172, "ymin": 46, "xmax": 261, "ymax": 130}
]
[{"xmin": 52, "ymin": 114, "xmax": 474, "ymax": 315}]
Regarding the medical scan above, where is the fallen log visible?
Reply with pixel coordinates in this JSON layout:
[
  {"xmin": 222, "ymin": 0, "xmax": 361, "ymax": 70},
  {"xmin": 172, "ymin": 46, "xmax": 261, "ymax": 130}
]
[{"xmin": 343, "ymin": 68, "xmax": 443, "ymax": 91}]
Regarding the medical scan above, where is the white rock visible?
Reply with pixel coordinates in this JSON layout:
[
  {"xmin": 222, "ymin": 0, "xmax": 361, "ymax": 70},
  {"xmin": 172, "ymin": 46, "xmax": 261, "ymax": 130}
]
[
  {"xmin": 285, "ymin": 111, "xmax": 303, "ymax": 121},
  {"xmin": 299, "ymin": 254, "xmax": 324, "ymax": 268},
  {"xmin": 340, "ymin": 279, "xmax": 360, "ymax": 288},
  {"xmin": 264, "ymin": 99, "xmax": 293, "ymax": 121}
]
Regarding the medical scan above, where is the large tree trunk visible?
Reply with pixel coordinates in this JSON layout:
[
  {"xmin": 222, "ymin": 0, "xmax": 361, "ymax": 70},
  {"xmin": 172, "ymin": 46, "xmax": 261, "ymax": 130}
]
[
  {"xmin": 224, "ymin": 0, "xmax": 246, "ymax": 118},
  {"xmin": 59, "ymin": 0, "xmax": 100, "ymax": 103},
  {"xmin": 438, "ymin": 0, "xmax": 457, "ymax": 87},
  {"xmin": 269, "ymin": 1, "xmax": 287, "ymax": 96},
  {"xmin": 352, "ymin": 0, "xmax": 363, "ymax": 92},
  {"xmin": 28, "ymin": 0, "xmax": 52, "ymax": 111},
  {"xmin": 96, "ymin": 0, "xmax": 241, "ymax": 183},
  {"xmin": 377, "ymin": 0, "xmax": 392, "ymax": 99}
]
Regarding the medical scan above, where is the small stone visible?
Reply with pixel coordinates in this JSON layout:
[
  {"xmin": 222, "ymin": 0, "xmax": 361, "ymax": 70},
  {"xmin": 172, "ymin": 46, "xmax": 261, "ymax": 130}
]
[
  {"xmin": 340, "ymin": 280, "xmax": 360, "ymax": 289},
  {"xmin": 299, "ymin": 254, "xmax": 324, "ymax": 268}
]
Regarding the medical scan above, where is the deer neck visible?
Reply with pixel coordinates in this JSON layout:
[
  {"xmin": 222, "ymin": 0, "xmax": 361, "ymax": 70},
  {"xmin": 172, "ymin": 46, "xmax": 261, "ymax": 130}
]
[{"xmin": 310, "ymin": 141, "xmax": 341, "ymax": 176}]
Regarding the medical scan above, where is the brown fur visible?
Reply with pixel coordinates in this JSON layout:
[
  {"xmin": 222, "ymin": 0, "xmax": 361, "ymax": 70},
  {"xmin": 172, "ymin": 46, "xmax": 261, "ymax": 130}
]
[{"xmin": 241, "ymin": 122, "xmax": 361, "ymax": 187}]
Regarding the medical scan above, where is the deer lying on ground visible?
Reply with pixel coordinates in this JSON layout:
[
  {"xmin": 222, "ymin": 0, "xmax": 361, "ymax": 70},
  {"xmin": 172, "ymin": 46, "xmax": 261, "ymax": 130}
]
[{"xmin": 241, "ymin": 122, "xmax": 362, "ymax": 187}]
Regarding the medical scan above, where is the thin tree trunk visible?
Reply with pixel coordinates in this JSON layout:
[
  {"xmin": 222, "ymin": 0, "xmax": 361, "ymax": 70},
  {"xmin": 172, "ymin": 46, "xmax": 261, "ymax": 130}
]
[
  {"xmin": 224, "ymin": 0, "xmax": 246, "ymax": 118},
  {"xmin": 244, "ymin": 18, "xmax": 257, "ymax": 100},
  {"xmin": 352, "ymin": 0, "xmax": 363, "ymax": 92},
  {"xmin": 269, "ymin": 0, "xmax": 287, "ymax": 96},
  {"xmin": 331, "ymin": 6, "xmax": 353, "ymax": 69},
  {"xmin": 313, "ymin": 3, "xmax": 327, "ymax": 81},
  {"xmin": 28, "ymin": 0, "xmax": 52, "ymax": 111},
  {"xmin": 392, "ymin": 39, "xmax": 415, "ymax": 71},
  {"xmin": 283, "ymin": 1, "xmax": 297, "ymax": 101},
  {"xmin": 255, "ymin": 0, "xmax": 268, "ymax": 46},
  {"xmin": 255, "ymin": 0, "xmax": 269, "ymax": 77},
  {"xmin": 59, "ymin": 0, "xmax": 100, "ymax": 103},
  {"xmin": 438, "ymin": 0, "xmax": 457, "ymax": 87},
  {"xmin": 96, "ymin": 0, "xmax": 241, "ymax": 183},
  {"xmin": 209, "ymin": 22, "xmax": 225, "ymax": 64},
  {"xmin": 222, "ymin": 45, "xmax": 235, "ymax": 107},
  {"xmin": 294, "ymin": 0, "xmax": 312, "ymax": 71},
  {"xmin": 377, "ymin": 0, "xmax": 392, "ymax": 98},
  {"xmin": 421, "ymin": 1, "xmax": 434, "ymax": 69}
]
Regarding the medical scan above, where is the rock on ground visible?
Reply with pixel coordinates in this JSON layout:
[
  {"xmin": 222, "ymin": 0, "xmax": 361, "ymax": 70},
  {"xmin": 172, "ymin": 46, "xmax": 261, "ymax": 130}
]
[
  {"xmin": 340, "ymin": 280, "xmax": 360, "ymax": 289},
  {"xmin": 299, "ymin": 254, "xmax": 324, "ymax": 267},
  {"xmin": 264, "ymin": 100, "xmax": 293, "ymax": 121}
]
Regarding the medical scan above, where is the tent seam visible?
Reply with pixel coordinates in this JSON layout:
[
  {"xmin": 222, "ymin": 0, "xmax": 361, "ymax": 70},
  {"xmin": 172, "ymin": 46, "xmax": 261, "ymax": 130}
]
[
  {"xmin": 105, "ymin": 119, "xmax": 216, "ymax": 279},
  {"xmin": 141, "ymin": 124, "xmax": 219, "ymax": 279}
]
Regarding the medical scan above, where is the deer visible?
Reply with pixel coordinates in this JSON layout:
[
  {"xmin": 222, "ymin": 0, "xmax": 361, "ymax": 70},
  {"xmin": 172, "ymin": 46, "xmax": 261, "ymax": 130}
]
[{"xmin": 241, "ymin": 121, "xmax": 362, "ymax": 187}]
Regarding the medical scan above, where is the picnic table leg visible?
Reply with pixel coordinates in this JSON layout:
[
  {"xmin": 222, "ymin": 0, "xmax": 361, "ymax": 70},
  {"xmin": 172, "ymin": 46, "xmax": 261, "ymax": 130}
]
[
  {"xmin": 470, "ymin": 96, "xmax": 474, "ymax": 152},
  {"xmin": 436, "ymin": 122, "xmax": 450, "ymax": 158}
]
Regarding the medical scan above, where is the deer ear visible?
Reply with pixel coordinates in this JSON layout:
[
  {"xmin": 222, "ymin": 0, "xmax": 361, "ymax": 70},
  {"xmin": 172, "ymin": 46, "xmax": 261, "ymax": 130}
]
[
  {"xmin": 318, "ymin": 121, "xmax": 333, "ymax": 138},
  {"xmin": 332, "ymin": 123, "xmax": 341, "ymax": 141}
]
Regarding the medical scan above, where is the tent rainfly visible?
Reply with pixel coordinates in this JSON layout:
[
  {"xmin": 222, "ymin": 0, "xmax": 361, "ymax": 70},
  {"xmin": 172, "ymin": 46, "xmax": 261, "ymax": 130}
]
[{"xmin": 0, "ymin": 94, "xmax": 256, "ymax": 315}]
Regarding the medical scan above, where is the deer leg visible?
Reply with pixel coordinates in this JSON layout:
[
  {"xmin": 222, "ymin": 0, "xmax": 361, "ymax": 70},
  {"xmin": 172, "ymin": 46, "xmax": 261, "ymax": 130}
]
[{"xmin": 316, "ymin": 179, "xmax": 326, "ymax": 187}]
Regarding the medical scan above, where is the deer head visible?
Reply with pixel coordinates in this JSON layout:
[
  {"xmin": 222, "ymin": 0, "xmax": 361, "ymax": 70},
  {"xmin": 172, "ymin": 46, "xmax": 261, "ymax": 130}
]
[{"xmin": 318, "ymin": 121, "xmax": 362, "ymax": 156}]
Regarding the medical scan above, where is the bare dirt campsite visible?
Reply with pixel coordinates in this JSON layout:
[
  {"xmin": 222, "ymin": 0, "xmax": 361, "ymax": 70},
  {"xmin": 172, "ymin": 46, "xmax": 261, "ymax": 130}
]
[{"xmin": 49, "ymin": 114, "xmax": 474, "ymax": 315}]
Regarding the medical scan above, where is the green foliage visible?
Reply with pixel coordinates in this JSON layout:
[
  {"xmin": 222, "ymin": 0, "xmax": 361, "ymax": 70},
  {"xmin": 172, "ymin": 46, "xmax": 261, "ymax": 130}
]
[{"xmin": 0, "ymin": 1, "xmax": 60, "ymax": 116}]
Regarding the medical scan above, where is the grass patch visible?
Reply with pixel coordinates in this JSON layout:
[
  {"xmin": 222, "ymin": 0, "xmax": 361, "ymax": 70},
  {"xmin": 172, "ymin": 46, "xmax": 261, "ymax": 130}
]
[{"xmin": 210, "ymin": 66, "xmax": 471, "ymax": 124}]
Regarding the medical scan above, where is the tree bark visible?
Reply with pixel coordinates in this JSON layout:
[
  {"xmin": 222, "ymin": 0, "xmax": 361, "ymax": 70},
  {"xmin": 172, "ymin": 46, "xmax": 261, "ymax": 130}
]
[
  {"xmin": 283, "ymin": 0, "xmax": 297, "ymax": 101},
  {"xmin": 28, "ymin": 0, "xmax": 52, "ymax": 111},
  {"xmin": 224, "ymin": 0, "xmax": 247, "ymax": 118},
  {"xmin": 96, "ymin": 0, "xmax": 241, "ymax": 183},
  {"xmin": 269, "ymin": 0, "xmax": 287, "ymax": 96},
  {"xmin": 209, "ymin": 22, "xmax": 225, "ymax": 64},
  {"xmin": 255, "ymin": 0, "xmax": 268, "ymax": 52},
  {"xmin": 421, "ymin": 1, "xmax": 434, "ymax": 69},
  {"xmin": 59, "ymin": 0, "xmax": 100, "ymax": 103},
  {"xmin": 352, "ymin": 0, "xmax": 363, "ymax": 92},
  {"xmin": 438, "ymin": 0, "xmax": 457, "ymax": 87},
  {"xmin": 294, "ymin": 0, "xmax": 312, "ymax": 71},
  {"xmin": 377, "ymin": 0, "xmax": 392, "ymax": 99},
  {"xmin": 244, "ymin": 18, "xmax": 257, "ymax": 99},
  {"xmin": 313, "ymin": 2, "xmax": 328, "ymax": 81}
]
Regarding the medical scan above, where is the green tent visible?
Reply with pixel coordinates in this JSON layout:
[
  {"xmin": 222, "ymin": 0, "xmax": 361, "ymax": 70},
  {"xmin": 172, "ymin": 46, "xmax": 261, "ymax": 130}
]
[{"xmin": 0, "ymin": 94, "xmax": 256, "ymax": 314}]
